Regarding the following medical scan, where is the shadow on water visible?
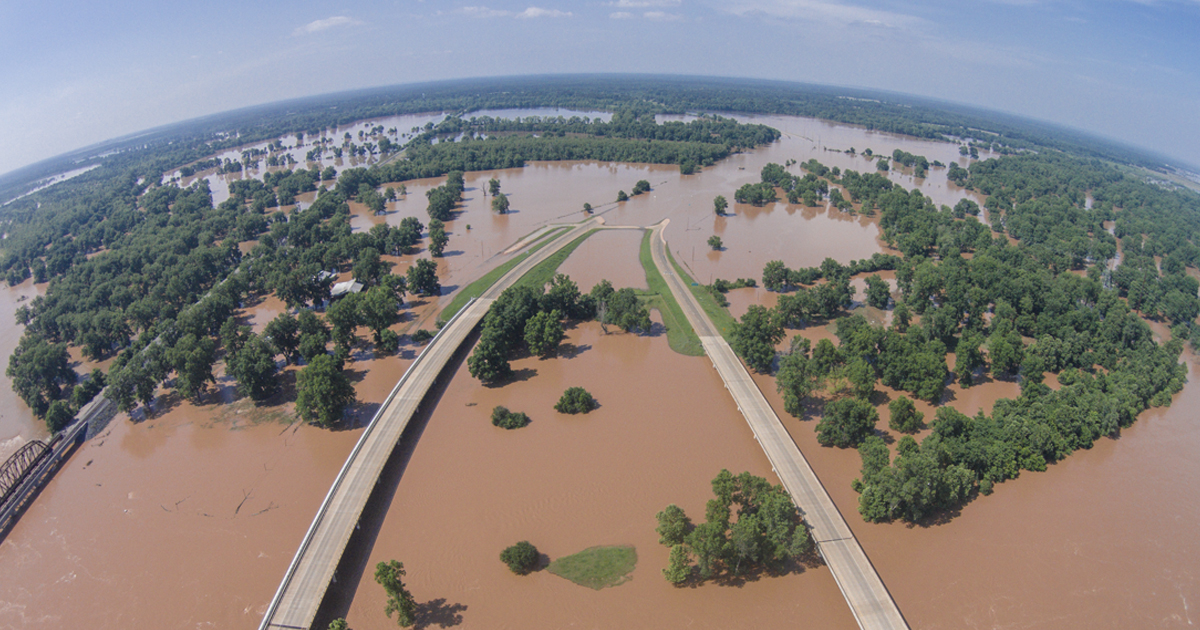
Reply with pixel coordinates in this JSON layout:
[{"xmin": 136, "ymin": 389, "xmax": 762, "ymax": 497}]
[
  {"xmin": 674, "ymin": 548, "xmax": 823, "ymax": 591},
  {"xmin": 481, "ymin": 367, "xmax": 538, "ymax": 388},
  {"xmin": 311, "ymin": 326, "xmax": 481, "ymax": 628},
  {"xmin": 415, "ymin": 598, "xmax": 468, "ymax": 629},
  {"xmin": 554, "ymin": 342, "xmax": 591, "ymax": 359}
]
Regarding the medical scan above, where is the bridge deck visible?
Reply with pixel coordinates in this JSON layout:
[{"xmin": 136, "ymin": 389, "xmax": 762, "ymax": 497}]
[
  {"xmin": 649, "ymin": 221, "xmax": 909, "ymax": 630},
  {"xmin": 260, "ymin": 218, "xmax": 601, "ymax": 630}
]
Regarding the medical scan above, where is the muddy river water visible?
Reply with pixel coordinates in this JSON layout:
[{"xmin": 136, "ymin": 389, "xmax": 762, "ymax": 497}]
[{"xmin": 0, "ymin": 113, "xmax": 1196, "ymax": 629}]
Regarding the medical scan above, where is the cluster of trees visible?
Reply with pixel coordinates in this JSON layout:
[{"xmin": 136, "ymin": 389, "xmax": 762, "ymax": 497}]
[
  {"xmin": 701, "ymin": 277, "xmax": 755, "ymax": 308},
  {"xmin": 435, "ymin": 109, "xmax": 780, "ymax": 152},
  {"xmin": 710, "ymin": 277, "xmax": 756, "ymax": 293},
  {"xmin": 734, "ymin": 182, "xmax": 776, "ymax": 206},
  {"xmin": 374, "ymin": 560, "xmax": 417, "ymax": 627},
  {"xmin": 891, "ymin": 149, "xmax": 930, "ymax": 177},
  {"xmin": 760, "ymin": 162, "xmax": 831, "ymax": 207},
  {"xmin": 466, "ymin": 275, "xmax": 583, "ymax": 382},
  {"xmin": 491, "ymin": 405, "xmax": 530, "ymax": 429},
  {"xmin": 752, "ymin": 154, "xmax": 1193, "ymax": 522},
  {"xmin": 728, "ymin": 159, "xmax": 909, "ymax": 218},
  {"xmin": 656, "ymin": 470, "xmax": 811, "ymax": 584},
  {"xmin": 467, "ymin": 275, "xmax": 650, "ymax": 383},
  {"xmin": 761, "ymin": 253, "xmax": 899, "ymax": 292},
  {"xmin": 554, "ymin": 387, "xmax": 597, "ymax": 414},
  {"xmin": 370, "ymin": 135, "xmax": 748, "ymax": 188},
  {"xmin": 615, "ymin": 181, "xmax": 652, "ymax": 203},
  {"xmin": 5, "ymin": 163, "xmax": 447, "ymax": 428},
  {"xmin": 593, "ymin": 280, "xmax": 652, "ymax": 333},
  {"xmin": 424, "ymin": 170, "xmax": 464, "ymax": 221},
  {"xmin": 854, "ymin": 433, "xmax": 975, "ymax": 523}
]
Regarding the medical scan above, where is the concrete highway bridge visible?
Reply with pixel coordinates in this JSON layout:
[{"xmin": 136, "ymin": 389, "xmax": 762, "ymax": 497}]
[
  {"xmin": 258, "ymin": 217, "xmax": 602, "ymax": 630},
  {"xmin": 260, "ymin": 214, "xmax": 907, "ymax": 630},
  {"xmin": 648, "ymin": 220, "xmax": 909, "ymax": 630}
]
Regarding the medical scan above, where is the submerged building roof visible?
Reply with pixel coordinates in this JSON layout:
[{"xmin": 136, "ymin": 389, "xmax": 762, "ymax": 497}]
[{"xmin": 330, "ymin": 280, "xmax": 364, "ymax": 298}]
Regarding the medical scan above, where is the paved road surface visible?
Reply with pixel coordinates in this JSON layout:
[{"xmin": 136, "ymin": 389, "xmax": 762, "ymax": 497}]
[
  {"xmin": 260, "ymin": 217, "xmax": 602, "ymax": 630},
  {"xmin": 648, "ymin": 220, "xmax": 909, "ymax": 630}
]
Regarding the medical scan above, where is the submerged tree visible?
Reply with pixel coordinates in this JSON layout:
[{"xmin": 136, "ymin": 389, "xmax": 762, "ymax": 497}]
[
  {"xmin": 524, "ymin": 309, "xmax": 564, "ymax": 357},
  {"xmin": 428, "ymin": 218, "xmax": 448, "ymax": 257},
  {"xmin": 374, "ymin": 560, "xmax": 417, "ymax": 627},
  {"xmin": 555, "ymin": 386, "xmax": 598, "ymax": 414},
  {"xmin": 296, "ymin": 354, "xmax": 356, "ymax": 427},
  {"xmin": 500, "ymin": 541, "xmax": 540, "ymax": 575},
  {"xmin": 491, "ymin": 192, "xmax": 510, "ymax": 214},
  {"xmin": 732, "ymin": 305, "xmax": 784, "ymax": 373},
  {"xmin": 816, "ymin": 397, "xmax": 878, "ymax": 448},
  {"xmin": 713, "ymin": 194, "xmax": 728, "ymax": 216},
  {"xmin": 657, "ymin": 470, "xmax": 811, "ymax": 583},
  {"xmin": 888, "ymin": 395, "xmax": 924, "ymax": 433},
  {"xmin": 407, "ymin": 259, "xmax": 441, "ymax": 297},
  {"xmin": 228, "ymin": 334, "xmax": 279, "ymax": 400}
]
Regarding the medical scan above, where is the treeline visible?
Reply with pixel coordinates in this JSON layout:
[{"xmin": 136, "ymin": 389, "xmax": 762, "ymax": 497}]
[
  {"xmin": 739, "ymin": 159, "xmax": 903, "ymax": 217},
  {"xmin": 761, "ymin": 253, "xmax": 900, "ymax": 291},
  {"xmin": 958, "ymin": 152, "xmax": 1200, "ymax": 324},
  {"xmin": 319, "ymin": 130, "xmax": 770, "ymax": 205},
  {"xmin": 3, "ymin": 97, "xmax": 779, "ymax": 429},
  {"xmin": 432, "ymin": 109, "xmax": 780, "ymax": 152},
  {"xmin": 3, "ymin": 74, "xmax": 1178, "ymax": 208},
  {"xmin": 891, "ymin": 149, "xmax": 930, "ymax": 177},
  {"xmin": 467, "ymin": 276, "xmax": 650, "ymax": 382},
  {"xmin": 725, "ymin": 161, "xmax": 1196, "ymax": 522},
  {"xmin": 8, "ymin": 171, "xmax": 444, "ymax": 425},
  {"xmin": 386, "ymin": 134, "xmax": 743, "ymax": 181}
]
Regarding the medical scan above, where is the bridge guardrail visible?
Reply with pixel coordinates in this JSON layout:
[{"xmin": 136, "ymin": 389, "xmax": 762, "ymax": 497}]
[{"xmin": 257, "ymin": 297, "xmax": 479, "ymax": 630}]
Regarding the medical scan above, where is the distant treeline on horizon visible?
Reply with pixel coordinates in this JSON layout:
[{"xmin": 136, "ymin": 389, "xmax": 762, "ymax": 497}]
[{"xmin": 0, "ymin": 74, "xmax": 1188, "ymax": 204}]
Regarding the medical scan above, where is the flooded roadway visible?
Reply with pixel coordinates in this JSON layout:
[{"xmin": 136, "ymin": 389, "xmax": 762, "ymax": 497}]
[{"xmin": 1, "ymin": 112, "xmax": 1196, "ymax": 629}]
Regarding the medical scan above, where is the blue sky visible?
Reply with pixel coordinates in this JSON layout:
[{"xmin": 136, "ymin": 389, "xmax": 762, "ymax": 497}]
[{"xmin": 1, "ymin": 0, "xmax": 1198, "ymax": 176}]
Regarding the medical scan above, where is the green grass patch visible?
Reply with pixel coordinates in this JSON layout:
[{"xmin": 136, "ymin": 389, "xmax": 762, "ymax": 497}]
[
  {"xmin": 438, "ymin": 227, "xmax": 570, "ymax": 323},
  {"xmin": 669, "ymin": 252, "xmax": 738, "ymax": 343},
  {"xmin": 638, "ymin": 231, "xmax": 703, "ymax": 356},
  {"xmin": 547, "ymin": 545, "xmax": 637, "ymax": 590},
  {"xmin": 515, "ymin": 225, "xmax": 569, "ymax": 251},
  {"xmin": 512, "ymin": 229, "xmax": 597, "ymax": 292}
]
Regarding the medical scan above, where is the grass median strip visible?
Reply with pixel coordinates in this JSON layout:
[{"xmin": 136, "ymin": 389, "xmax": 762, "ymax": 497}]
[
  {"xmin": 639, "ymin": 230, "xmax": 703, "ymax": 356},
  {"xmin": 438, "ymin": 227, "xmax": 569, "ymax": 323},
  {"xmin": 513, "ymin": 229, "xmax": 597, "ymax": 292},
  {"xmin": 669, "ymin": 253, "xmax": 737, "ymax": 343}
]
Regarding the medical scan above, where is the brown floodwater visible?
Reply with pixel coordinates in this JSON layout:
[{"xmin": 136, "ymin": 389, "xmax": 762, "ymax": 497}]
[
  {"xmin": 738, "ymin": 314, "xmax": 1198, "ymax": 629},
  {"xmin": 0, "ymin": 279, "xmax": 45, "ymax": 461},
  {"xmin": 555, "ymin": 227, "xmax": 649, "ymax": 291},
  {"xmin": 334, "ymin": 319, "xmax": 857, "ymax": 630},
  {"xmin": 3, "ymin": 112, "xmax": 1198, "ymax": 630}
]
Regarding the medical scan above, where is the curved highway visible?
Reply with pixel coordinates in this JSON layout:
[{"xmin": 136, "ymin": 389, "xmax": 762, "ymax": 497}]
[
  {"xmin": 259, "ymin": 216, "xmax": 602, "ymax": 630},
  {"xmin": 648, "ymin": 220, "xmax": 909, "ymax": 630}
]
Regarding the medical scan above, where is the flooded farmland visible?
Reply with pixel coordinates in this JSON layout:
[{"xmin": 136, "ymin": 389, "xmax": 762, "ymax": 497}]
[{"xmin": 1, "ymin": 112, "xmax": 1197, "ymax": 630}]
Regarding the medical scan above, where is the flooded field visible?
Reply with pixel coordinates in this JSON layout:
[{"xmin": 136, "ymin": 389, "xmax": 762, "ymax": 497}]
[
  {"xmin": 2, "ymin": 111, "xmax": 1198, "ymax": 629},
  {"xmin": 555, "ymin": 227, "xmax": 649, "ymax": 291},
  {"xmin": 332, "ymin": 319, "xmax": 857, "ymax": 630}
]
